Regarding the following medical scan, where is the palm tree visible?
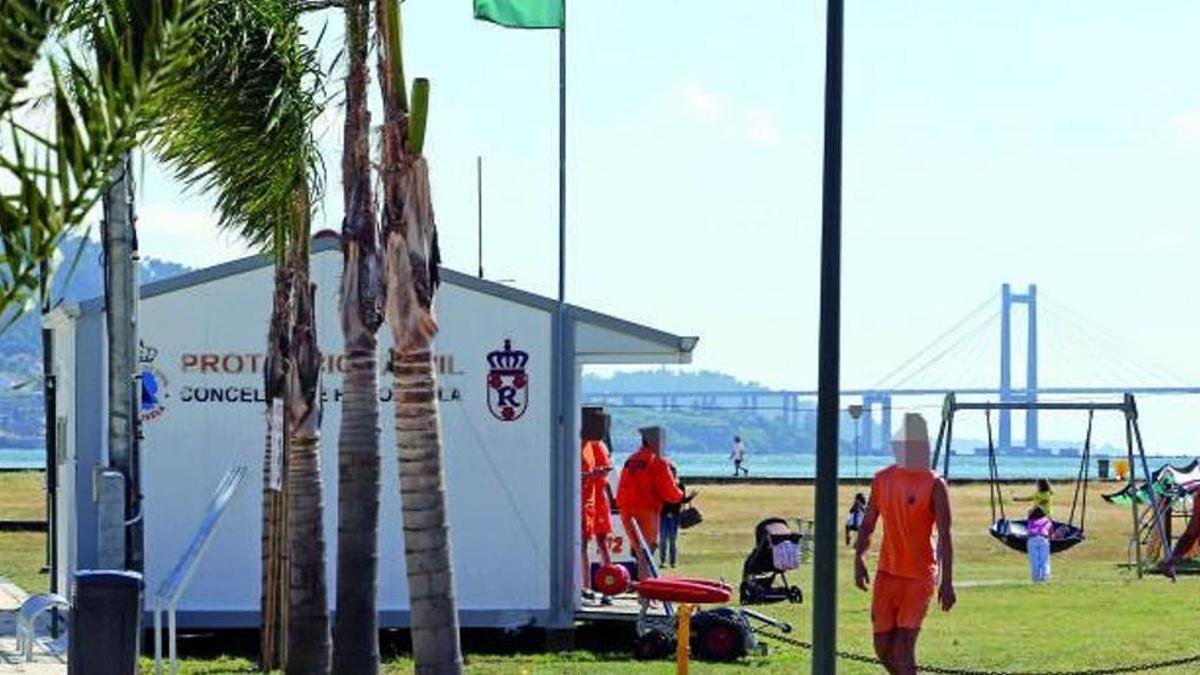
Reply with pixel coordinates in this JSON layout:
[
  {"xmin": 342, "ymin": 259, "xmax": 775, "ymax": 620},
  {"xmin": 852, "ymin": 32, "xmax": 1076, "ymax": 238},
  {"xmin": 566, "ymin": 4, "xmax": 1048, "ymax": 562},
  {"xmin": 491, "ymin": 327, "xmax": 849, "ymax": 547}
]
[
  {"xmin": 150, "ymin": 1, "xmax": 330, "ymax": 671},
  {"xmin": 4, "ymin": 2, "xmax": 332, "ymax": 671},
  {"xmin": 379, "ymin": 2, "xmax": 464, "ymax": 671},
  {"xmin": 282, "ymin": 229, "xmax": 328, "ymax": 675},
  {"xmin": 332, "ymin": 0, "xmax": 385, "ymax": 672},
  {"xmin": 331, "ymin": 3, "xmax": 463, "ymax": 672}
]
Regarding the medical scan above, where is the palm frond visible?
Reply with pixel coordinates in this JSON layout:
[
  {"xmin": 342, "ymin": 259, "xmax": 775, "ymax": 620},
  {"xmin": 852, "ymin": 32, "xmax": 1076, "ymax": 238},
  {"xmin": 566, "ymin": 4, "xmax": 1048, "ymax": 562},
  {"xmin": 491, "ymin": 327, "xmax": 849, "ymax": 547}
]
[
  {"xmin": 151, "ymin": 0, "xmax": 327, "ymax": 265},
  {"xmin": 0, "ymin": 0, "xmax": 64, "ymax": 116},
  {"xmin": 0, "ymin": 0, "xmax": 203, "ymax": 328}
]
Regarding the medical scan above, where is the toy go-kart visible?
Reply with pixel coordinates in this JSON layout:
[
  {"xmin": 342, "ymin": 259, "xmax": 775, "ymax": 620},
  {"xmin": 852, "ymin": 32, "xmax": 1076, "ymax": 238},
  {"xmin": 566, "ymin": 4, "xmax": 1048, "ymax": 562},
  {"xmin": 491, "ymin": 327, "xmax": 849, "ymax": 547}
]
[{"xmin": 594, "ymin": 520, "xmax": 793, "ymax": 662}]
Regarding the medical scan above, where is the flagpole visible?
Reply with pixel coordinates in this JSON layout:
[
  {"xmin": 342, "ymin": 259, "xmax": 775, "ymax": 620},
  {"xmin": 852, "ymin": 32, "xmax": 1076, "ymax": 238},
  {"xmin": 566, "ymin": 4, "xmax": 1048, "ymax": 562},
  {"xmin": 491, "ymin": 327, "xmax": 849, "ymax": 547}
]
[
  {"xmin": 557, "ymin": 4, "xmax": 566, "ymax": 305},
  {"xmin": 551, "ymin": 0, "xmax": 571, "ymax": 627},
  {"xmin": 811, "ymin": 0, "xmax": 844, "ymax": 673},
  {"xmin": 477, "ymin": 155, "xmax": 484, "ymax": 279}
]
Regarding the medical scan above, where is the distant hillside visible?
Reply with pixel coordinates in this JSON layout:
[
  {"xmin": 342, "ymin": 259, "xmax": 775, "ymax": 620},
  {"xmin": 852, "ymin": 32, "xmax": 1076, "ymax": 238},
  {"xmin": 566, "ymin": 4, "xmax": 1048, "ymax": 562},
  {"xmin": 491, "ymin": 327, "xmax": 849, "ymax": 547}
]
[
  {"xmin": 583, "ymin": 369, "xmax": 768, "ymax": 394},
  {"xmin": 580, "ymin": 371, "xmax": 1110, "ymax": 459},
  {"xmin": 0, "ymin": 236, "xmax": 189, "ymax": 446},
  {"xmin": 583, "ymin": 370, "xmax": 876, "ymax": 457}
]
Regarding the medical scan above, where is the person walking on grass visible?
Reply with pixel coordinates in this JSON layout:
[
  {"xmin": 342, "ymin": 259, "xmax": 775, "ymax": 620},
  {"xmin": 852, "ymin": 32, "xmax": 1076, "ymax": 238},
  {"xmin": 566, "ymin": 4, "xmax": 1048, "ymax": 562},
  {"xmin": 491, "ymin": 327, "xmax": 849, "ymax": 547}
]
[
  {"xmin": 1026, "ymin": 506, "xmax": 1052, "ymax": 583},
  {"xmin": 730, "ymin": 435, "xmax": 749, "ymax": 477},
  {"xmin": 617, "ymin": 426, "xmax": 684, "ymax": 581},
  {"xmin": 854, "ymin": 413, "xmax": 956, "ymax": 675}
]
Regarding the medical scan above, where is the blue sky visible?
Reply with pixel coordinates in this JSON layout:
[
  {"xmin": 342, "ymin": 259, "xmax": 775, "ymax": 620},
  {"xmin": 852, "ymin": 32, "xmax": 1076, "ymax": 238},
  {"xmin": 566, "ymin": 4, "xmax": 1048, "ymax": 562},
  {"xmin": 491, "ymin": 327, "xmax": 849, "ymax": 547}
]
[{"xmin": 132, "ymin": 1, "xmax": 1200, "ymax": 450}]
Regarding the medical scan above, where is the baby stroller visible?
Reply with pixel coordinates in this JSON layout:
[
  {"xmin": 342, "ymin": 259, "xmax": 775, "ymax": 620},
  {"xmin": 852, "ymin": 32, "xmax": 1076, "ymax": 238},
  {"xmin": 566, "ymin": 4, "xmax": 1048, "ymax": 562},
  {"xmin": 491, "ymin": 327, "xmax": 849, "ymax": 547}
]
[{"xmin": 740, "ymin": 518, "xmax": 803, "ymax": 605}]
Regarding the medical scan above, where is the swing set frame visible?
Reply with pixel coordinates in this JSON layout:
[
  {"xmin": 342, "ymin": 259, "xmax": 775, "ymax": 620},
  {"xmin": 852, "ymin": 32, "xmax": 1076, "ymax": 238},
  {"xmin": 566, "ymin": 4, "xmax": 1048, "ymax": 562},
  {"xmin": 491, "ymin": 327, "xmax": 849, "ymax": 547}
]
[{"xmin": 931, "ymin": 392, "xmax": 1169, "ymax": 577}]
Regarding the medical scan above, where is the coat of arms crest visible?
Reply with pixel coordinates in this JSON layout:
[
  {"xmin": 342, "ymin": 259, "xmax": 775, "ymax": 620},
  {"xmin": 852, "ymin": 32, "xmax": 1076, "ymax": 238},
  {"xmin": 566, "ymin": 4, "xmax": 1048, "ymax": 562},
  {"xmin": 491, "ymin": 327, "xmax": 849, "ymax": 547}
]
[{"xmin": 487, "ymin": 339, "xmax": 529, "ymax": 422}]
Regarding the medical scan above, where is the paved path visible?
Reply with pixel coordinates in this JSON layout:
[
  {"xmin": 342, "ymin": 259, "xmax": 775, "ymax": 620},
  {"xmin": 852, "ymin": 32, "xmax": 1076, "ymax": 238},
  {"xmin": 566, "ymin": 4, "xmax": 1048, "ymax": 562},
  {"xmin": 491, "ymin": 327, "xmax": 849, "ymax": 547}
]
[{"xmin": 0, "ymin": 580, "xmax": 66, "ymax": 674}]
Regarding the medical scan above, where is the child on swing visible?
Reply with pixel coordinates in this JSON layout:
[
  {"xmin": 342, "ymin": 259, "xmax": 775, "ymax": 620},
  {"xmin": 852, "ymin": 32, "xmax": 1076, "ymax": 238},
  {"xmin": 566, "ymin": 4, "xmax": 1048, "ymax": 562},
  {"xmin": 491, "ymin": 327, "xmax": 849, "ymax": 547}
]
[
  {"xmin": 1013, "ymin": 478, "xmax": 1054, "ymax": 517},
  {"xmin": 1026, "ymin": 506, "xmax": 1052, "ymax": 583}
]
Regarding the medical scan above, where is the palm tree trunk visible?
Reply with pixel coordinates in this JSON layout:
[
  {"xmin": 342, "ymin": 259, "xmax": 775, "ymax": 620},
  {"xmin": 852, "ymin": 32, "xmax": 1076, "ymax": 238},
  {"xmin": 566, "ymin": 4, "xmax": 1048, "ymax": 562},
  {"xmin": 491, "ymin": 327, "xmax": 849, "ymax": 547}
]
[
  {"xmin": 285, "ymin": 429, "xmax": 329, "ymax": 675},
  {"xmin": 332, "ymin": 343, "xmax": 380, "ymax": 671},
  {"xmin": 259, "ymin": 400, "xmax": 286, "ymax": 669},
  {"xmin": 376, "ymin": 3, "xmax": 462, "ymax": 671},
  {"xmin": 332, "ymin": 1, "xmax": 384, "ymax": 672},
  {"xmin": 285, "ymin": 227, "xmax": 331, "ymax": 675},
  {"xmin": 261, "ymin": 268, "xmax": 291, "ymax": 671},
  {"xmin": 389, "ymin": 347, "xmax": 462, "ymax": 674}
]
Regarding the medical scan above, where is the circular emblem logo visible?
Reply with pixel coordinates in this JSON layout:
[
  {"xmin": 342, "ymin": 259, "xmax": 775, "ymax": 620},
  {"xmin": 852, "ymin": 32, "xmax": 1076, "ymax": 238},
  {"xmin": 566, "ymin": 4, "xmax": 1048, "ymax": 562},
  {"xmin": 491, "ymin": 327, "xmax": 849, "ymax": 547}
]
[{"xmin": 139, "ymin": 341, "xmax": 169, "ymax": 422}]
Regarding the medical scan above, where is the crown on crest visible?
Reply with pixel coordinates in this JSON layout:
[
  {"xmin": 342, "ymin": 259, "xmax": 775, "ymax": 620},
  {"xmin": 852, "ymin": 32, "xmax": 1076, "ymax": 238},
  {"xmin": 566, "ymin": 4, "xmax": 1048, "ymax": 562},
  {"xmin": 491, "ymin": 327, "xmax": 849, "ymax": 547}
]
[
  {"xmin": 487, "ymin": 339, "xmax": 528, "ymax": 371},
  {"xmin": 139, "ymin": 341, "xmax": 158, "ymax": 363}
]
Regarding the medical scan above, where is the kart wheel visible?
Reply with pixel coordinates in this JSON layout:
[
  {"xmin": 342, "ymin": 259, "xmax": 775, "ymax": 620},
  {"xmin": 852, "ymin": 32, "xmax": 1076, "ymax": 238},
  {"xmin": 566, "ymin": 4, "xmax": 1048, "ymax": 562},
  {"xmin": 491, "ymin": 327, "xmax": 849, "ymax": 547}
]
[
  {"xmin": 634, "ymin": 631, "xmax": 674, "ymax": 661},
  {"xmin": 693, "ymin": 613, "xmax": 748, "ymax": 662}
]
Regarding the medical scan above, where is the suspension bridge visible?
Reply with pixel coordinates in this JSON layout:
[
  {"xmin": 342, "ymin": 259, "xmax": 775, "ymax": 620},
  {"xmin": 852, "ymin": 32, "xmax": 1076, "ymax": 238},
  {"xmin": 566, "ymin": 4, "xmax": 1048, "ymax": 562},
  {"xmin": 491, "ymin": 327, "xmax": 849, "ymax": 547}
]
[{"xmin": 583, "ymin": 283, "xmax": 1200, "ymax": 455}]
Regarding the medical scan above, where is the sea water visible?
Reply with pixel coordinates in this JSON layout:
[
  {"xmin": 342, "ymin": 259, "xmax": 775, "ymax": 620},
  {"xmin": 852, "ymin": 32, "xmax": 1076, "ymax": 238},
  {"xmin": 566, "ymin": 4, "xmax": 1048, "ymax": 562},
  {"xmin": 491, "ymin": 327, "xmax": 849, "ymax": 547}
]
[
  {"xmin": 0, "ymin": 448, "xmax": 45, "ymax": 470},
  {"xmin": 614, "ymin": 450, "xmax": 1195, "ymax": 480},
  {"xmin": 4, "ymin": 445, "xmax": 1190, "ymax": 480}
]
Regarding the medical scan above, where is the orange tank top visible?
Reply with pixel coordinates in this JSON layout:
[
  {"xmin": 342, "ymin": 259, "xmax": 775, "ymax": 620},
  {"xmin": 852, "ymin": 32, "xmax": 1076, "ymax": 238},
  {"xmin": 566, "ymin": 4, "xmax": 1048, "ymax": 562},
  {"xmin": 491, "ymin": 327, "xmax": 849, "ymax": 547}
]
[{"xmin": 873, "ymin": 465, "xmax": 938, "ymax": 580}]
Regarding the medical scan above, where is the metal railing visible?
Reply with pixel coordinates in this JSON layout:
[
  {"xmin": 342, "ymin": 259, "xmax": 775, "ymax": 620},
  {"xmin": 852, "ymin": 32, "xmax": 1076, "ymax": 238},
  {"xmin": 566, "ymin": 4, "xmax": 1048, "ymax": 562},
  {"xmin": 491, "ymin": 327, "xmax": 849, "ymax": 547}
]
[{"xmin": 153, "ymin": 465, "xmax": 248, "ymax": 675}]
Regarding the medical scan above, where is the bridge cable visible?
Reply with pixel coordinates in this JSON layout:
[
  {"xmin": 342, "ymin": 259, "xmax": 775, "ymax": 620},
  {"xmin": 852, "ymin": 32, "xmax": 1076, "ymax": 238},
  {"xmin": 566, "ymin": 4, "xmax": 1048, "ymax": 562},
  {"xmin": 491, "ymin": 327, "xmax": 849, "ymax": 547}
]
[
  {"xmin": 888, "ymin": 310, "xmax": 1000, "ymax": 391},
  {"xmin": 1042, "ymin": 293, "xmax": 1196, "ymax": 386},
  {"xmin": 935, "ymin": 312, "xmax": 1001, "ymax": 389},
  {"xmin": 1040, "ymin": 307, "xmax": 1130, "ymax": 388},
  {"xmin": 1041, "ymin": 299, "xmax": 1180, "ymax": 386},
  {"xmin": 873, "ymin": 291, "xmax": 999, "ymax": 389}
]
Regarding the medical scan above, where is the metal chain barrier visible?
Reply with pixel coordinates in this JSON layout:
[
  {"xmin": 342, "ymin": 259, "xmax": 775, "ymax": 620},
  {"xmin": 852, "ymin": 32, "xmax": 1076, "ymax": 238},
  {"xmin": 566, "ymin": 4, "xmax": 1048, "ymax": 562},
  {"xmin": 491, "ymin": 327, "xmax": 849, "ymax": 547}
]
[{"xmin": 751, "ymin": 627, "xmax": 1200, "ymax": 675}]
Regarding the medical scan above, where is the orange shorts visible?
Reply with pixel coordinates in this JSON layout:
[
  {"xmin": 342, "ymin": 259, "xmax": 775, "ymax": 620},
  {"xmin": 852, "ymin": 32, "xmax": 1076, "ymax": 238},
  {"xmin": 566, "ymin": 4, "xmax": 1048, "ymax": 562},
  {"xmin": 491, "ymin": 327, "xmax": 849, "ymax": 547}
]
[
  {"xmin": 621, "ymin": 508, "xmax": 660, "ymax": 552},
  {"xmin": 582, "ymin": 499, "xmax": 596, "ymax": 539},
  {"xmin": 583, "ymin": 500, "xmax": 613, "ymax": 539},
  {"xmin": 871, "ymin": 571, "xmax": 934, "ymax": 634}
]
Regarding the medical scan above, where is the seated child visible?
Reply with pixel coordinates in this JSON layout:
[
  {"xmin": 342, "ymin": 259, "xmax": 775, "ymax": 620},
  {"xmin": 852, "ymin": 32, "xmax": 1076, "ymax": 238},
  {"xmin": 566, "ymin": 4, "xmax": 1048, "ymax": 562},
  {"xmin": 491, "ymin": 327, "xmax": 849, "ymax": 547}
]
[{"xmin": 845, "ymin": 492, "xmax": 867, "ymax": 546}]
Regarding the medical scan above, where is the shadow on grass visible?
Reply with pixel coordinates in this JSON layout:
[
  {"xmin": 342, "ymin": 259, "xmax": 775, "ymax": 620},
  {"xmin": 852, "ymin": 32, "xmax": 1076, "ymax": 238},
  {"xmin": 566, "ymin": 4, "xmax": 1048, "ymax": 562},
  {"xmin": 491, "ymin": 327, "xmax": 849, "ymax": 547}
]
[{"xmin": 142, "ymin": 621, "xmax": 644, "ymax": 669}]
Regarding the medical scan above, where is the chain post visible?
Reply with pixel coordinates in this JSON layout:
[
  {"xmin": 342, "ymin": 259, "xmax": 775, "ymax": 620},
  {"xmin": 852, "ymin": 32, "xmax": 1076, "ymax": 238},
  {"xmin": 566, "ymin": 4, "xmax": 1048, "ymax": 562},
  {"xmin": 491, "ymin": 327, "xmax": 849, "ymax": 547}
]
[{"xmin": 675, "ymin": 603, "xmax": 693, "ymax": 675}]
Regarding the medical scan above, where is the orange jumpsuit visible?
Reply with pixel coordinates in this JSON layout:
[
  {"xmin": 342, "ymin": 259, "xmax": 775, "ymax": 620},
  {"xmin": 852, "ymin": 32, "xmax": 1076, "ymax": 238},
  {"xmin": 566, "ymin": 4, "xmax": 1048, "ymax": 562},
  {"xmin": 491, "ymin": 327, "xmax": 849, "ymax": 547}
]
[
  {"xmin": 870, "ymin": 465, "xmax": 938, "ymax": 634},
  {"xmin": 616, "ymin": 446, "xmax": 684, "ymax": 548},
  {"xmin": 581, "ymin": 440, "xmax": 613, "ymax": 538}
]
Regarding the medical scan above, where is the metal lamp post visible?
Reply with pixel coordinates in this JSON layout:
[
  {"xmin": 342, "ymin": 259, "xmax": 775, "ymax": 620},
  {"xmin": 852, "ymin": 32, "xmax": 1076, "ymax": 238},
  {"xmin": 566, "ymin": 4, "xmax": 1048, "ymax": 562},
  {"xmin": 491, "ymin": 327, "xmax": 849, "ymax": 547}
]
[
  {"xmin": 811, "ymin": 0, "xmax": 845, "ymax": 671},
  {"xmin": 849, "ymin": 404, "xmax": 863, "ymax": 483}
]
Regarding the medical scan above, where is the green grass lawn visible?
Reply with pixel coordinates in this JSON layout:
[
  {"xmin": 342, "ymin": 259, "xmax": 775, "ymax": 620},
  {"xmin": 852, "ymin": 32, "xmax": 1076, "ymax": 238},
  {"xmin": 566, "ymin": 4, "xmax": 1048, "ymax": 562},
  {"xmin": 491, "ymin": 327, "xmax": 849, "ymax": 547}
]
[
  {"xmin": 0, "ymin": 471, "xmax": 48, "ymax": 594},
  {"xmin": 0, "ymin": 470, "xmax": 47, "ymax": 519},
  {"xmin": 5, "ymin": 474, "xmax": 1198, "ymax": 673}
]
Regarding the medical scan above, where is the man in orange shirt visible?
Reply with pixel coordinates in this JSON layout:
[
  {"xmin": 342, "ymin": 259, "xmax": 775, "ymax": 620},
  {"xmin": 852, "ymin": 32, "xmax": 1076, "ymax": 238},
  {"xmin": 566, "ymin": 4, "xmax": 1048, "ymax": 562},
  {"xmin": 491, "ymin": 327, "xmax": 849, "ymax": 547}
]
[
  {"xmin": 854, "ymin": 413, "xmax": 956, "ymax": 675},
  {"xmin": 617, "ymin": 426, "xmax": 684, "ymax": 580}
]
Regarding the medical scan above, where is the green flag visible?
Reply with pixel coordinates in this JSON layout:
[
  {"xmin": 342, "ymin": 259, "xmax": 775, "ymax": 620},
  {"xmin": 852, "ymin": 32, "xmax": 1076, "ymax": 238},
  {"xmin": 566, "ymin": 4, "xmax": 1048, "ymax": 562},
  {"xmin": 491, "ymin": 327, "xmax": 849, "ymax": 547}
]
[{"xmin": 474, "ymin": 0, "xmax": 564, "ymax": 29}]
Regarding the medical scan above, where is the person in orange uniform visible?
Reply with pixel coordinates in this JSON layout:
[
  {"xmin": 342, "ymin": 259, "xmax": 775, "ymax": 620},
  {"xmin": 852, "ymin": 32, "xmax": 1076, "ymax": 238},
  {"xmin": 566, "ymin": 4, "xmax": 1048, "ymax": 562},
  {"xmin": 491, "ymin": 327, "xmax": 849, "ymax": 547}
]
[
  {"xmin": 854, "ymin": 413, "xmax": 956, "ymax": 675},
  {"xmin": 581, "ymin": 431, "xmax": 614, "ymax": 600},
  {"xmin": 617, "ymin": 426, "xmax": 684, "ymax": 580}
]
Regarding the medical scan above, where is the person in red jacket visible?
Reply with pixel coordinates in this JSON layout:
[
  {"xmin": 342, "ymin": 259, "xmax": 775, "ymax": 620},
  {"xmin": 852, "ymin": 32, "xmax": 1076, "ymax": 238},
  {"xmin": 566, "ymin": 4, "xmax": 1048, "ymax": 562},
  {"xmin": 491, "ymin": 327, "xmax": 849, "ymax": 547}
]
[{"xmin": 617, "ymin": 426, "xmax": 684, "ymax": 580}]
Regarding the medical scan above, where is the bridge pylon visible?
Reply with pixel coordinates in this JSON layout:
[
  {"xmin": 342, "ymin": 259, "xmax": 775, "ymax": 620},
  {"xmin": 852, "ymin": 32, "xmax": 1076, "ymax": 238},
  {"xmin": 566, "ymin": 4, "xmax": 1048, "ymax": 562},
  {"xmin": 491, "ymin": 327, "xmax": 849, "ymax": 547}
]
[{"xmin": 1000, "ymin": 283, "xmax": 1038, "ymax": 452}]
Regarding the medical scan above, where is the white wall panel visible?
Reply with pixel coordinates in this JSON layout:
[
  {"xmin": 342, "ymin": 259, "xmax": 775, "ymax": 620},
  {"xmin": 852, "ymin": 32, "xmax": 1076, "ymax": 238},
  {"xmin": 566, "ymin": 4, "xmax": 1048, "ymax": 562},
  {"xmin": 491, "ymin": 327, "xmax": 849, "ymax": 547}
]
[{"xmin": 135, "ymin": 250, "xmax": 553, "ymax": 617}]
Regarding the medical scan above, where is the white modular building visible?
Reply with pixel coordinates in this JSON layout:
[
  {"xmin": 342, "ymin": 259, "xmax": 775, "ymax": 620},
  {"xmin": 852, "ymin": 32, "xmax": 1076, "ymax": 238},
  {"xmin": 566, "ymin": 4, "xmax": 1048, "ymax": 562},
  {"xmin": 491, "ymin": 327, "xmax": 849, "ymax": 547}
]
[{"xmin": 46, "ymin": 238, "xmax": 696, "ymax": 631}]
